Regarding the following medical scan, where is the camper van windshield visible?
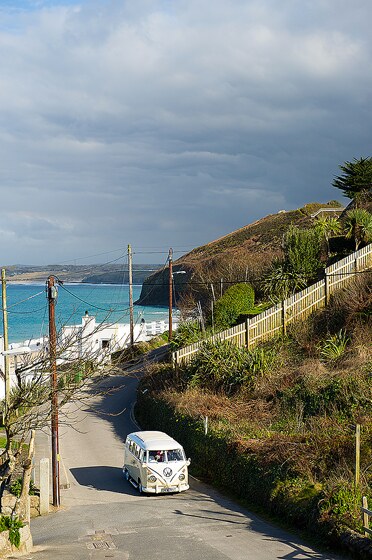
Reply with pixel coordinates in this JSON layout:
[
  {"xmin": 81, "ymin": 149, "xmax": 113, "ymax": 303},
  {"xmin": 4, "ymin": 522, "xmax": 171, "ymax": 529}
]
[
  {"xmin": 167, "ymin": 449, "xmax": 184, "ymax": 462},
  {"xmin": 147, "ymin": 449, "xmax": 184, "ymax": 462}
]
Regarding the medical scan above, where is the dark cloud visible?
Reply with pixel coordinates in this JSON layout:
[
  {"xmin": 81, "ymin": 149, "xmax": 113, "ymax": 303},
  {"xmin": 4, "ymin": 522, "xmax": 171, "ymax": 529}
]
[{"xmin": 0, "ymin": 0, "xmax": 371, "ymax": 263}]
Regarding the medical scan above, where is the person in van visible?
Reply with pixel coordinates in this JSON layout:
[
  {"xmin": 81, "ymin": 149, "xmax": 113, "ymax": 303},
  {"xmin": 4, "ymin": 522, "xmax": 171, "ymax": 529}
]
[{"xmin": 155, "ymin": 451, "xmax": 164, "ymax": 462}]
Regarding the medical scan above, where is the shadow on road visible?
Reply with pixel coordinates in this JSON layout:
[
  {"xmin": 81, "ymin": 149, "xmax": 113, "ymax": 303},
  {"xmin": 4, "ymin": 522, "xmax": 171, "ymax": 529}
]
[{"xmin": 70, "ymin": 465, "xmax": 137, "ymax": 495}]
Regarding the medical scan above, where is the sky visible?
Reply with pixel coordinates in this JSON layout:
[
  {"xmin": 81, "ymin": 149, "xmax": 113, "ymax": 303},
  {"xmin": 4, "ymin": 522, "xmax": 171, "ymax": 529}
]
[{"xmin": 0, "ymin": 0, "xmax": 371, "ymax": 265}]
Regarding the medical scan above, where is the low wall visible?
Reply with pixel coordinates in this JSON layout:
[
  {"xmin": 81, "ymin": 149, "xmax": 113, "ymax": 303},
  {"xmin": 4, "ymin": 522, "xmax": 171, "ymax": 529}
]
[
  {"xmin": 1, "ymin": 493, "xmax": 40, "ymax": 518},
  {"xmin": 0, "ymin": 525, "xmax": 33, "ymax": 557}
]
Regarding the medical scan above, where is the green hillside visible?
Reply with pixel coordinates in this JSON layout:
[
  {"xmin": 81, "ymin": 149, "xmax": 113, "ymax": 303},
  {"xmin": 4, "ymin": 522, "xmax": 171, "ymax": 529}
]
[{"xmin": 137, "ymin": 201, "xmax": 344, "ymax": 306}]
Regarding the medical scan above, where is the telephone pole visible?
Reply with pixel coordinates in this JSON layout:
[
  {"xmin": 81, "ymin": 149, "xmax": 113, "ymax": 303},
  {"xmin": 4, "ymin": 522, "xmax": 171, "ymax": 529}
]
[
  {"xmin": 47, "ymin": 276, "xmax": 60, "ymax": 507},
  {"xmin": 128, "ymin": 244, "xmax": 134, "ymax": 347},
  {"xmin": 168, "ymin": 248, "xmax": 173, "ymax": 341},
  {"xmin": 1, "ymin": 269, "xmax": 10, "ymax": 414}
]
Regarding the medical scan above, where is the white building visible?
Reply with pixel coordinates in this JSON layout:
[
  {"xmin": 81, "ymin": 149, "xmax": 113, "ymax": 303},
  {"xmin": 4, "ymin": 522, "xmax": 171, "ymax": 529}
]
[{"xmin": 0, "ymin": 312, "xmax": 178, "ymax": 400}]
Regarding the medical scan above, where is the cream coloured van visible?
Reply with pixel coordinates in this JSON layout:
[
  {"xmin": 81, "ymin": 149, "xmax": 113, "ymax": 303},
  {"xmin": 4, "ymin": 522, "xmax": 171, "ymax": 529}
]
[{"xmin": 123, "ymin": 431, "xmax": 190, "ymax": 494}]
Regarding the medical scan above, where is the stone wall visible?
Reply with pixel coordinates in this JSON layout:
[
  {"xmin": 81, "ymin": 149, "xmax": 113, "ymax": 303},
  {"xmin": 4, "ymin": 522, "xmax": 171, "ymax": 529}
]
[
  {"xmin": 1, "ymin": 493, "xmax": 40, "ymax": 518},
  {"xmin": 0, "ymin": 525, "xmax": 33, "ymax": 556}
]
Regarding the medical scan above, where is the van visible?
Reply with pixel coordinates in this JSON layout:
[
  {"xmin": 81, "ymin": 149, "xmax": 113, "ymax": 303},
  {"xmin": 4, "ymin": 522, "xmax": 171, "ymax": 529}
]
[{"xmin": 123, "ymin": 431, "xmax": 190, "ymax": 494}]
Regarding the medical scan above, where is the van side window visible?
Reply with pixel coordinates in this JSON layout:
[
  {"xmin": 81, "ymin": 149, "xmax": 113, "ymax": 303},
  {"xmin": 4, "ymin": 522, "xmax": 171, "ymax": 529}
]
[{"xmin": 139, "ymin": 449, "xmax": 144, "ymax": 462}]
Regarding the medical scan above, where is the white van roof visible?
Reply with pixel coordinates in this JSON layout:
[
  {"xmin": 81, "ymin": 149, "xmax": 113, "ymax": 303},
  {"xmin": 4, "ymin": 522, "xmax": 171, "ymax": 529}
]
[{"xmin": 127, "ymin": 431, "xmax": 182, "ymax": 451}]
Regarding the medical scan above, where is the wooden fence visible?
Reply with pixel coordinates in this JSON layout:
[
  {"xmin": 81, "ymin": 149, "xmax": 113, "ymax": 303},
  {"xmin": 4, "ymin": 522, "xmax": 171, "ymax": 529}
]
[
  {"xmin": 172, "ymin": 243, "xmax": 372, "ymax": 366},
  {"xmin": 362, "ymin": 496, "xmax": 372, "ymax": 537}
]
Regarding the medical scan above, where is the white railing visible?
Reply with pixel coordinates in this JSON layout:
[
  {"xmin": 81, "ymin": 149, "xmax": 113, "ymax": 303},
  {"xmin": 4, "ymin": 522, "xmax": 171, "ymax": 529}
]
[{"xmin": 172, "ymin": 243, "xmax": 372, "ymax": 366}]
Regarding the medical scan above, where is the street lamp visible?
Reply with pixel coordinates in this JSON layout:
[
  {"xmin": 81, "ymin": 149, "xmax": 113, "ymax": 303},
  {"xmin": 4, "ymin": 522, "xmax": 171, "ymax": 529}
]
[{"xmin": 168, "ymin": 263, "xmax": 187, "ymax": 341}]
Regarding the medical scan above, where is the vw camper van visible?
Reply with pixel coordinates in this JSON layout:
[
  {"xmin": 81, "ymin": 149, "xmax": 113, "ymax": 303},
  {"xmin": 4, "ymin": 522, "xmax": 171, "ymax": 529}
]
[{"xmin": 123, "ymin": 431, "xmax": 190, "ymax": 494}]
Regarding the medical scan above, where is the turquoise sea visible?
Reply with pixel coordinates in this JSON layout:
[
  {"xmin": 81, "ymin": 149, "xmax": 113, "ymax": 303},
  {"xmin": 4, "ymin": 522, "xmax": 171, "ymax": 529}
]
[{"xmin": 1, "ymin": 283, "xmax": 169, "ymax": 343}]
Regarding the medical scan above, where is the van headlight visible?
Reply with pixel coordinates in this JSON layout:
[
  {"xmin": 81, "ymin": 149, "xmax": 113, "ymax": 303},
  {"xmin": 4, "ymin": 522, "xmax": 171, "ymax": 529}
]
[
  {"xmin": 178, "ymin": 473, "xmax": 185, "ymax": 481},
  {"xmin": 148, "ymin": 475, "xmax": 157, "ymax": 483}
]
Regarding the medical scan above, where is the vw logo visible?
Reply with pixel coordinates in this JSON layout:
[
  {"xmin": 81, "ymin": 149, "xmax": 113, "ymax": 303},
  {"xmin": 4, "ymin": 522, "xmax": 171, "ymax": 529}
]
[{"xmin": 163, "ymin": 467, "xmax": 172, "ymax": 478}]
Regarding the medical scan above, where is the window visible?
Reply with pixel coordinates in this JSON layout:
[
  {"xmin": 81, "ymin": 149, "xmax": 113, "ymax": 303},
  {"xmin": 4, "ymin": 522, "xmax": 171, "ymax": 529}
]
[
  {"xmin": 167, "ymin": 449, "xmax": 184, "ymax": 462},
  {"xmin": 101, "ymin": 339, "xmax": 110, "ymax": 349}
]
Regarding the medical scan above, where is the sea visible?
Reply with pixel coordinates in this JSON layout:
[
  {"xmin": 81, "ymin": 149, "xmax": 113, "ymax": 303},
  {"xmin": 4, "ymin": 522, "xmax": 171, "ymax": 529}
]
[{"xmin": 1, "ymin": 283, "xmax": 170, "ymax": 344}]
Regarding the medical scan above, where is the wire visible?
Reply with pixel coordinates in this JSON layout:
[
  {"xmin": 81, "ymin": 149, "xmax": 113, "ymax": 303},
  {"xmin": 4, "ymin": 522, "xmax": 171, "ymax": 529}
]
[
  {"xmin": 6, "ymin": 306, "xmax": 47, "ymax": 315},
  {"xmin": 58, "ymin": 283, "xmax": 132, "ymax": 313},
  {"xmin": 6, "ymin": 290, "xmax": 44, "ymax": 309}
]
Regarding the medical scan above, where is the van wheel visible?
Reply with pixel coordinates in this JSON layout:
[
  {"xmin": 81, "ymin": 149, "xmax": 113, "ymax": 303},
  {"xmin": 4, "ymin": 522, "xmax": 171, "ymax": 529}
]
[{"xmin": 138, "ymin": 480, "xmax": 143, "ymax": 493}]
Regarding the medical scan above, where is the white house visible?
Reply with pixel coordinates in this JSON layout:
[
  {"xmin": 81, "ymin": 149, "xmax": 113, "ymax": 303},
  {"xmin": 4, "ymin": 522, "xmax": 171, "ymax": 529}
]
[{"xmin": 0, "ymin": 312, "xmax": 179, "ymax": 400}]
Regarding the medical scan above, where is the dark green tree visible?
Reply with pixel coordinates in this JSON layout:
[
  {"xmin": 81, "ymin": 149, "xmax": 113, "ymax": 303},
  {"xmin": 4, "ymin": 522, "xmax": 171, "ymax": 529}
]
[
  {"xmin": 332, "ymin": 157, "xmax": 372, "ymax": 200},
  {"xmin": 263, "ymin": 226, "xmax": 322, "ymax": 302}
]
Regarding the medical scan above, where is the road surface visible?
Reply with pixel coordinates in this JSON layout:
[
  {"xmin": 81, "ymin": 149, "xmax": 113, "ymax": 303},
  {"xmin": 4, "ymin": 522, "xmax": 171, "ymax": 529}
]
[{"xmin": 21, "ymin": 369, "xmax": 346, "ymax": 560}]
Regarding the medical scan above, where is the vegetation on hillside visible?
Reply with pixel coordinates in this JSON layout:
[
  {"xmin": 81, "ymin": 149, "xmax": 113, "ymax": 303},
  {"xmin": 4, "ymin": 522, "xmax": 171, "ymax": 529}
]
[{"xmin": 136, "ymin": 272, "xmax": 372, "ymax": 554}]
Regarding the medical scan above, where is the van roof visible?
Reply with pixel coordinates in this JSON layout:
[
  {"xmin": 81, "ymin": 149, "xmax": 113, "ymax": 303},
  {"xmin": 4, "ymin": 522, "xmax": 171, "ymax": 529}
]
[{"xmin": 127, "ymin": 431, "xmax": 182, "ymax": 450}]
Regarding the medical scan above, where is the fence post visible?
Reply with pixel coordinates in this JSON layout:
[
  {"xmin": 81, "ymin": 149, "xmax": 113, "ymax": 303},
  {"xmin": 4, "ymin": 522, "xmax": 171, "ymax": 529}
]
[
  {"xmin": 245, "ymin": 319, "xmax": 250, "ymax": 349},
  {"xmin": 39, "ymin": 458, "xmax": 50, "ymax": 515},
  {"xmin": 355, "ymin": 424, "xmax": 361, "ymax": 487},
  {"xmin": 324, "ymin": 273, "xmax": 329, "ymax": 306},
  {"xmin": 281, "ymin": 300, "xmax": 287, "ymax": 336},
  {"xmin": 362, "ymin": 496, "xmax": 370, "ymax": 537}
]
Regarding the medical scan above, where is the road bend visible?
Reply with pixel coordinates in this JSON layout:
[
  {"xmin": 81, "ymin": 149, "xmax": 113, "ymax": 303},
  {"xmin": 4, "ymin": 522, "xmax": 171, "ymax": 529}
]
[{"xmin": 23, "ymin": 365, "xmax": 345, "ymax": 560}]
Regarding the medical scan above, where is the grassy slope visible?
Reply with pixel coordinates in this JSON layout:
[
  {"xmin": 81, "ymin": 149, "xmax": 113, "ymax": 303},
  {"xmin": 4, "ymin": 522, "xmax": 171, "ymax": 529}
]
[
  {"xmin": 138, "ymin": 201, "xmax": 344, "ymax": 306},
  {"xmin": 136, "ymin": 273, "xmax": 372, "ymax": 556}
]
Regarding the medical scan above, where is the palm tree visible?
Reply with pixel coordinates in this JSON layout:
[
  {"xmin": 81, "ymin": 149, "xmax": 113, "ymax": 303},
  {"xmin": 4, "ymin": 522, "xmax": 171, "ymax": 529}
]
[
  {"xmin": 344, "ymin": 209, "xmax": 372, "ymax": 250},
  {"xmin": 314, "ymin": 216, "xmax": 342, "ymax": 259},
  {"xmin": 263, "ymin": 259, "xmax": 308, "ymax": 303}
]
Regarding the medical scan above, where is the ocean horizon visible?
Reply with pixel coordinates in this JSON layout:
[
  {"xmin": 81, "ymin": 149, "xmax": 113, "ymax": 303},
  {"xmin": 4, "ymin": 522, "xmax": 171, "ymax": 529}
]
[{"xmin": 1, "ymin": 282, "xmax": 170, "ymax": 343}]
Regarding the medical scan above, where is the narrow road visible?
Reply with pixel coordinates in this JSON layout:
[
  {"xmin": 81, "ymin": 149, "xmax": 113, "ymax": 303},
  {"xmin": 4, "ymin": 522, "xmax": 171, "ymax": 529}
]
[{"xmin": 23, "ymin": 367, "xmax": 346, "ymax": 560}]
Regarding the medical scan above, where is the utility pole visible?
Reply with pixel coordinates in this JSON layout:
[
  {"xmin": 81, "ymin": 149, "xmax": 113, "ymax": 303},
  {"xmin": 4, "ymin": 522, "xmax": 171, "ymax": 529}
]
[
  {"xmin": 168, "ymin": 248, "xmax": 173, "ymax": 341},
  {"xmin": 47, "ymin": 276, "xmax": 60, "ymax": 507},
  {"xmin": 1, "ymin": 269, "xmax": 9, "ymax": 415},
  {"xmin": 128, "ymin": 244, "xmax": 134, "ymax": 347}
]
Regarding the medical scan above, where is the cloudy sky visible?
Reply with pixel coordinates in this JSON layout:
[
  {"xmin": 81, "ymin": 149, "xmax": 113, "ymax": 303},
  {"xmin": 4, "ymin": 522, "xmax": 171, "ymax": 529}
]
[{"xmin": 0, "ymin": 0, "xmax": 371, "ymax": 265}]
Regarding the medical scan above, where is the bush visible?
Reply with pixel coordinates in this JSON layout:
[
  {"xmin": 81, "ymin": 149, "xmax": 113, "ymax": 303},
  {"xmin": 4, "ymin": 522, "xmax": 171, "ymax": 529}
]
[
  {"xmin": 170, "ymin": 320, "xmax": 203, "ymax": 350},
  {"xmin": 214, "ymin": 283, "xmax": 255, "ymax": 329},
  {"xmin": 184, "ymin": 340, "xmax": 278, "ymax": 395},
  {"xmin": 9, "ymin": 477, "xmax": 38, "ymax": 497},
  {"xmin": 0, "ymin": 516, "xmax": 24, "ymax": 548}
]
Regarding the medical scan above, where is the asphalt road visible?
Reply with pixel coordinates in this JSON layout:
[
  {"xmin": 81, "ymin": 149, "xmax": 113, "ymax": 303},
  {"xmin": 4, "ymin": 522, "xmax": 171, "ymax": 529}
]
[{"xmin": 18, "ymin": 370, "xmax": 347, "ymax": 560}]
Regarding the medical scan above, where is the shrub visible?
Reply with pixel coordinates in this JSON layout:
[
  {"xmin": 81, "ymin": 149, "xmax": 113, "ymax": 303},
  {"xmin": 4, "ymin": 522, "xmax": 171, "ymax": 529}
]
[
  {"xmin": 9, "ymin": 477, "xmax": 38, "ymax": 497},
  {"xmin": 184, "ymin": 340, "xmax": 277, "ymax": 394},
  {"xmin": 0, "ymin": 516, "xmax": 24, "ymax": 548},
  {"xmin": 170, "ymin": 320, "xmax": 203, "ymax": 350},
  {"xmin": 214, "ymin": 283, "xmax": 255, "ymax": 329},
  {"xmin": 318, "ymin": 329, "xmax": 350, "ymax": 363}
]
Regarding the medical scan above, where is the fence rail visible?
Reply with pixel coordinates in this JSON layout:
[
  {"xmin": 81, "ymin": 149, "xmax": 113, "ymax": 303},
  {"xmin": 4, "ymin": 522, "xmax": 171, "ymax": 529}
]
[{"xmin": 172, "ymin": 243, "xmax": 372, "ymax": 366}]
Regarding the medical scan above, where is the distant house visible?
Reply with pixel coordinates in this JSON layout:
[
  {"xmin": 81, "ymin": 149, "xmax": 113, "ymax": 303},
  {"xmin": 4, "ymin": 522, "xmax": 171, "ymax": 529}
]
[
  {"xmin": 310, "ymin": 207, "xmax": 345, "ymax": 219},
  {"xmin": 59, "ymin": 311, "xmax": 147, "ymax": 364}
]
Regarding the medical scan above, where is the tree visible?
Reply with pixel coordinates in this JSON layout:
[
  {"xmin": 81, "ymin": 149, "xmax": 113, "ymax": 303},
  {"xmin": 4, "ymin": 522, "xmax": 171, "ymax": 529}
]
[
  {"xmin": 332, "ymin": 157, "xmax": 372, "ymax": 200},
  {"xmin": 263, "ymin": 259, "xmax": 308, "ymax": 303},
  {"xmin": 0, "ymin": 317, "xmax": 124, "ymax": 527},
  {"xmin": 314, "ymin": 216, "xmax": 342, "ymax": 259},
  {"xmin": 283, "ymin": 225, "xmax": 322, "ymax": 279},
  {"xmin": 263, "ymin": 226, "xmax": 322, "ymax": 302},
  {"xmin": 343, "ymin": 208, "xmax": 372, "ymax": 250}
]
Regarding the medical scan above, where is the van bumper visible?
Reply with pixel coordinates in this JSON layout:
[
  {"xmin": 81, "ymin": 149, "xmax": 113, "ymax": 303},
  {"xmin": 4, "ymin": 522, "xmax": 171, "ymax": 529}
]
[{"xmin": 144, "ymin": 483, "xmax": 189, "ymax": 494}]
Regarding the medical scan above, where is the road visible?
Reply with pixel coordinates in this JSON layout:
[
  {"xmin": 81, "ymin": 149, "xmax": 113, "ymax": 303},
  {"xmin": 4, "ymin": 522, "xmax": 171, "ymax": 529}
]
[{"xmin": 20, "ymin": 369, "xmax": 346, "ymax": 560}]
